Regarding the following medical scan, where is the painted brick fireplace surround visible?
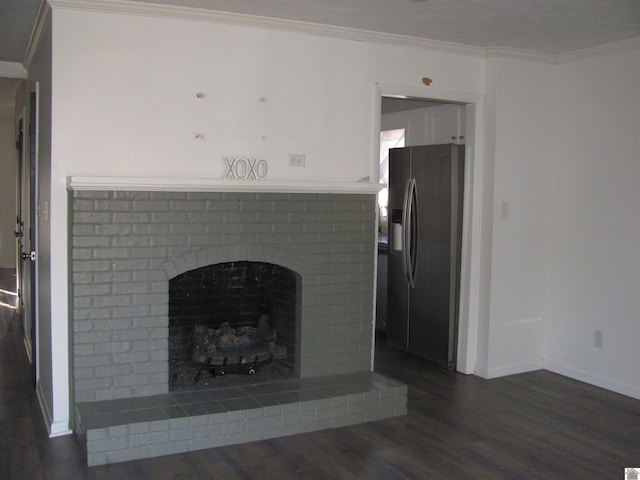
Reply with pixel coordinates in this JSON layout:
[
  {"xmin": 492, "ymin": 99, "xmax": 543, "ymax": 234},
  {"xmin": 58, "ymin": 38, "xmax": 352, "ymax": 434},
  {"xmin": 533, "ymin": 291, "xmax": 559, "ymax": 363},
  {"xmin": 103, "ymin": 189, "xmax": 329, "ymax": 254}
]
[{"xmin": 69, "ymin": 188, "xmax": 407, "ymax": 465}]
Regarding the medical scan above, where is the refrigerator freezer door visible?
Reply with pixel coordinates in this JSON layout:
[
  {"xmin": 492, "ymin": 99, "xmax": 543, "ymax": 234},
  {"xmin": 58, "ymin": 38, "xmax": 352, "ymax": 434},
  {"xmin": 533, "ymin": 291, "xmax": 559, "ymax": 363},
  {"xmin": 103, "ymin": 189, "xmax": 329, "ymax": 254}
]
[{"xmin": 386, "ymin": 147, "xmax": 411, "ymax": 349}]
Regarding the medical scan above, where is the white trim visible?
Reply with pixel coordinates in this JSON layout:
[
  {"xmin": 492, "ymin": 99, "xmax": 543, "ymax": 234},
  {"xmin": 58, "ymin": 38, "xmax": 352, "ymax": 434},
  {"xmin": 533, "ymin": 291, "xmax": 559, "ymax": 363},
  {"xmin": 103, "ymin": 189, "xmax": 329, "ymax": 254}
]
[
  {"xmin": 475, "ymin": 361, "xmax": 640, "ymax": 400},
  {"xmin": 46, "ymin": 0, "xmax": 480, "ymax": 57},
  {"xmin": 0, "ymin": 61, "xmax": 28, "ymax": 78},
  {"xmin": 47, "ymin": 0, "xmax": 640, "ymax": 64},
  {"xmin": 484, "ymin": 47, "xmax": 557, "ymax": 65},
  {"xmin": 23, "ymin": 0, "xmax": 51, "ymax": 69},
  {"xmin": 32, "ymin": 81, "xmax": 42, "ymax": 393},
  {"xmin": 457, "ymin": 102, "xmax": 483, "ymax": 375},
  {"xmin": 544, "ymin": 362, "xmax": 640, "ymax": 401},
  {"xmin": 557, "ymin": 37, "xmax": 640, "ymax": 64},
  {"xmin": 36, "ymin": 381, "xmax": 72, "ymax": 438},
  {"xmin": 376, "ymin": 83, "xmax": 482, "ymax": 105},
  {"xmin": 474, "ymin": 361, "xmax": 544, "ymax": 379},
  {"xmin": 374, "ymin": 83, "xmax": 484, "ymax": 377},
  {"xmin": 46, "ymin": 0, "xmax": 640, "ymax": 63},
  {"xmin": 48, "ymin": 422, "xmax": 73, "ymax": 437},
  {"xmin": 47, "ymin": 0, "xmax": 640, "ymax": 62},
  {"xmin": 67, "ymin": 176, "xmax": 382, "ymax": 194},
  {"xmin": 23, "ymin": 335, "xmax": 33, "ymax": 364}
]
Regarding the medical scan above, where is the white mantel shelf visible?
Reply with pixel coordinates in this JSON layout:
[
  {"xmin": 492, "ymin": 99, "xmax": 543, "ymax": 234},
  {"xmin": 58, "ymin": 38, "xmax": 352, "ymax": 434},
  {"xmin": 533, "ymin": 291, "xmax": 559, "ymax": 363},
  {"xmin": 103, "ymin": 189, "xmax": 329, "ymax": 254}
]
[{"xmin": 67, "ymin": 176, "xmax": 382, "ymax": 194}]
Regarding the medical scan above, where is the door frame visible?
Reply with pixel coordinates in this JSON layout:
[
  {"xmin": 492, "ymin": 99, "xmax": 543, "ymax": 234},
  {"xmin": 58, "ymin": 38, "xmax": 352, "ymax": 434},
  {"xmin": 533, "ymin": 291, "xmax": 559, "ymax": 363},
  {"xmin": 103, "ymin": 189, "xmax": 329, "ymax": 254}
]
[
  {"xmin": 372, "ymin": 82, "xmax": 485, "ymax": 375},
  {"xmin": 27, "ymin": 86, "xmax": 39, "ymax": 384}
]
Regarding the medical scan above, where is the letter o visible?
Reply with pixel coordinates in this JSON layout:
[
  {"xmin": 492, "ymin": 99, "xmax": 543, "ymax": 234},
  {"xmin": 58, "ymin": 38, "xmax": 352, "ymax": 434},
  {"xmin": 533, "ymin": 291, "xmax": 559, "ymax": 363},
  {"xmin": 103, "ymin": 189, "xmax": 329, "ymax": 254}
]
[{"xmin": 257, "ymin": 160, "xmax": 268, "ymax": 179}]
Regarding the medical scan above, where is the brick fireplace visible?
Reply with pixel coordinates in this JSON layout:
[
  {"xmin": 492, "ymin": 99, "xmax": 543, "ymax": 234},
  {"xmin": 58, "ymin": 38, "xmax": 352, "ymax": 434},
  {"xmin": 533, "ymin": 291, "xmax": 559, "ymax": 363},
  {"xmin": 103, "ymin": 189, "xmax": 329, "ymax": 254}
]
[{"xmin": 69, "ymin": 188, "xmax": 407, "ymax": 465}]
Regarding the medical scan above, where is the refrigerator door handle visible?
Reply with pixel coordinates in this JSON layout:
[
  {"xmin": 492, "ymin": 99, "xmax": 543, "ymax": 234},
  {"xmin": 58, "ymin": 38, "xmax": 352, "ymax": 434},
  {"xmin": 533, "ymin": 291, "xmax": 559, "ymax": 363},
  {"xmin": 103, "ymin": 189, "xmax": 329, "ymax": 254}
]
[
  {"xmin": 407, "ymin": 178, "xmax": 418, "ymax": 288},
  {"xmin": 401, "ymin": 179, "xmax": 412, "ymax": 287},
  {"xmin": 402, "ymin": 178, "xmax": 418, "ymax": 288}
]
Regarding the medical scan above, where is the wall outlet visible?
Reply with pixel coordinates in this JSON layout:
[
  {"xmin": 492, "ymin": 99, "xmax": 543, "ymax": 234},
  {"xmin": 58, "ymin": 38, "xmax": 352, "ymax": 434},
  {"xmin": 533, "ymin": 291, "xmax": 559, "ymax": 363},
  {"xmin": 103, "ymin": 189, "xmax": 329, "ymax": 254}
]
[
  {"xmin": 289, "ymin": 154, "xmax": 306, "ymax": 167},
  {"xmin": 594, "ymin": 330, "xmax": 603, "ymax": 348}
]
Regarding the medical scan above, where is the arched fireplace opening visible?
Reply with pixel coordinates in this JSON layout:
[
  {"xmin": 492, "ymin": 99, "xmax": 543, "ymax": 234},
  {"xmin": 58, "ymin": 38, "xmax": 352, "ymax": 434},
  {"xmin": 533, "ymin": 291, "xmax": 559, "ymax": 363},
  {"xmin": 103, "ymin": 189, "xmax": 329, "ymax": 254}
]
[{"xmin": 168, "ymin": 261, "xmax": 301, "ymax": 390}]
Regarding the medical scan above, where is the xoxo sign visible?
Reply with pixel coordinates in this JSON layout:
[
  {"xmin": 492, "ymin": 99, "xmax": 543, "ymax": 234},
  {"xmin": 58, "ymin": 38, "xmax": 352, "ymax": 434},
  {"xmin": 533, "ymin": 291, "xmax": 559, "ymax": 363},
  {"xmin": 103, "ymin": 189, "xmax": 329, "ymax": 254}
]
[{"xmin": 224, "ymin": 157, "xmax": 268, "ymax": 180}]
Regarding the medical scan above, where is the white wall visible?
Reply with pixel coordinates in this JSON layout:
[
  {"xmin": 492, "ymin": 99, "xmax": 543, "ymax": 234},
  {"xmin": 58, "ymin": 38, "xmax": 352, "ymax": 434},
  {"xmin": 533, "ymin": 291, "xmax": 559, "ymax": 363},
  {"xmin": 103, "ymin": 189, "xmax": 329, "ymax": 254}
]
[
  {"xmin": 476, "ymin": 56, "xmax": 555, "ymax": 378},
  {"xmin": 47, "ymin": 6, "xmax": 484, "ymax": 432},
  {"xmin": 545, "ymin": 48, "xmax": 640, "ymax": 399},
  {"xmin": 52, "ymin": 10, "xmax": 483, "ymax": 182},
  {"xmin": 0, "ymin": 119, "xmax": 17, "ymax": 268}
]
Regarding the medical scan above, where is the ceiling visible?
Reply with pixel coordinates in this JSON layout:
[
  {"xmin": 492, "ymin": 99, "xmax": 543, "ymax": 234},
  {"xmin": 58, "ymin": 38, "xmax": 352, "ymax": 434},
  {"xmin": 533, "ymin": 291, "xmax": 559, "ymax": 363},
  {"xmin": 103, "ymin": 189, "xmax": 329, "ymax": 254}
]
[
  {"xmin": 1, "ymin": 0, "xmax": 639, "ymax": 118},
  {"xmin": 135, "ymin": 0, "xmax": 640, "ymax": 55}
]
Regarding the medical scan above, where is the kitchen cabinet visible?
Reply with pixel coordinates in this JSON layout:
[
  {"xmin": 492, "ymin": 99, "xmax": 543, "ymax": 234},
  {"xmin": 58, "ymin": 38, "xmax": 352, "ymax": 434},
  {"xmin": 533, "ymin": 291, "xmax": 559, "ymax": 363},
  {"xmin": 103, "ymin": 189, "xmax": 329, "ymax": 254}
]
[{"xmin": 425, "ymin": 104, "xmax": 466, "ymax": 145}]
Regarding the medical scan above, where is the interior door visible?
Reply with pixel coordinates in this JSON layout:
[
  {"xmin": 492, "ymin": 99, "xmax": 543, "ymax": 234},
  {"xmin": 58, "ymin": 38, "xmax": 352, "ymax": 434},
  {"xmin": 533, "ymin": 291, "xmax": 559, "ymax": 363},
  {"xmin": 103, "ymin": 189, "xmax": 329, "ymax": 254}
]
[
  {"xmin": 16, "ymin": 92, "xmax": 37, "ymax": 384},
  {"xmin": 27, "ymin": 90, "xmax": 37, "ymax": 383},
  {"xmin": 15, "ymin": 117, "xmax": 25, "ymax": 311}
]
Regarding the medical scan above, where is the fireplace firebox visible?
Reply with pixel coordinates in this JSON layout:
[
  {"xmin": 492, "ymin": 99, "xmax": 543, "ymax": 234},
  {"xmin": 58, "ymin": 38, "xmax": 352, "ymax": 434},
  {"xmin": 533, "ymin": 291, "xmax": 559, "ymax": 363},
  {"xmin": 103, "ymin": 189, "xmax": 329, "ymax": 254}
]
[{"xmin": 168, "ymin": 261, "xmax": 300, "ymax": 390}]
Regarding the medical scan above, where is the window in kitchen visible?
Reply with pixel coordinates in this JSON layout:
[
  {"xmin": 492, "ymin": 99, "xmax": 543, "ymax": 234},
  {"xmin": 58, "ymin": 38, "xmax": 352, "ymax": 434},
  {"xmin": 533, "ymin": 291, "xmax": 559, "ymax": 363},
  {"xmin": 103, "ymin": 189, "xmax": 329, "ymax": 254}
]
[{"xmin": 379, "ymin": 128, "xmax": 405, "ymax": 233}]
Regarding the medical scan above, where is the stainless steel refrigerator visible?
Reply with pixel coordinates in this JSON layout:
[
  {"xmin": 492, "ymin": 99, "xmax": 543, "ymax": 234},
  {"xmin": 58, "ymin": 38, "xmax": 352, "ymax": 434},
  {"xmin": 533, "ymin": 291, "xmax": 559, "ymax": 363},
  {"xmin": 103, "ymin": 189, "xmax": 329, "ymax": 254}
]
[{"xmin": 386, "ymin": 144, "xmax": 464, "ymax": 370}]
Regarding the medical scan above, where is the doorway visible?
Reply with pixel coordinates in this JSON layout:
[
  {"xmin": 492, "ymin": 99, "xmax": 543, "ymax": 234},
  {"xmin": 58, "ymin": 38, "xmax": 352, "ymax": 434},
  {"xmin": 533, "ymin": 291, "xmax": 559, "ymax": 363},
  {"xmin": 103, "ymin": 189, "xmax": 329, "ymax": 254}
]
[
  {"xmin": 0, "ymin": 76, "xmax": 37, "ymax": 382},
  {"xmin": 12, "ymin": 84, "xmax": 38, "ymax": 384},
  {"xmin": 23, "ymin": 90, "xmax": 38, "ymax": 383},
  {"xmin": 373, "ymin": 85, "xmax": 483, "ymax": 375}
]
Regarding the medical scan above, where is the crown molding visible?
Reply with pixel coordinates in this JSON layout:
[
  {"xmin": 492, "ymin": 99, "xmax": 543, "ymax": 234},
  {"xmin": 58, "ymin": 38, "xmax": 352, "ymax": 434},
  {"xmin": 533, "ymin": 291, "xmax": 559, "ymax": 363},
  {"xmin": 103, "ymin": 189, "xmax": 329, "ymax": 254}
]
[
  {"xmin": 0, "ymin": 61, "xmax": 28, "ymax": 78},
  {"xmin": 46, "ymin": 0, "xmax": 640, "ymax": 65},
  {"xmin": 47, "ymin": 0, "xmax": 485, "ymax": 57},
  {"xmin": 556, "ymin": 37, "xmax": 640, "ymax": 64},
  {"xmin": 23, "ymin": 0, "xmax": 51, "ymax": 69},
  {"xmin": 483, "ymin": 47, "xmax": 558, "ymax": 65}
]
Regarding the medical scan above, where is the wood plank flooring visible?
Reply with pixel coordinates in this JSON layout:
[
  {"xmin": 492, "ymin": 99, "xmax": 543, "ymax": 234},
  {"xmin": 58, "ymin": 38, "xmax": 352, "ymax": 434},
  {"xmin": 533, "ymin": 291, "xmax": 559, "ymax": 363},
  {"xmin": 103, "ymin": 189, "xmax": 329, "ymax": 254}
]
[{"xmin": 1, "ymin": 267, "xmax": 639, "ymax": 479}]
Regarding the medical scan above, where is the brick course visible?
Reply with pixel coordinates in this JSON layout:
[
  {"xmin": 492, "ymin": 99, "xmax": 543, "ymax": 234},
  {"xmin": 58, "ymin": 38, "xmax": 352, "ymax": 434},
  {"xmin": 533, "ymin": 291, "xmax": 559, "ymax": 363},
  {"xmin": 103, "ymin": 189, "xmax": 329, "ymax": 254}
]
[{"xmin": 70, "ymin": 191, "xmax": 377, "ymax": 402}]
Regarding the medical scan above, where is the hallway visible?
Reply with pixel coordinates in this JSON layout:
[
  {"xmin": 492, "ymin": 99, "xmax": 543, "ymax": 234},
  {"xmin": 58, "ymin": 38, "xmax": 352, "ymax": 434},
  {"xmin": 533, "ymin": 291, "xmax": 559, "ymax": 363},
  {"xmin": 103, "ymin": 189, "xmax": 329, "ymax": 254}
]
[{"xmin": 0, "ymin": 268, "xmax": 85, "ymax": 479}]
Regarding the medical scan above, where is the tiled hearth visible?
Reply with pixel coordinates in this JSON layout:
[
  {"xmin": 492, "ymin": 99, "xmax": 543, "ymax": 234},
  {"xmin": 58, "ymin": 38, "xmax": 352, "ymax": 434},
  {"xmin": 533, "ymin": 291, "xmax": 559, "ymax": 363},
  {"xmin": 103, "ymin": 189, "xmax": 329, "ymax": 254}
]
[
  {"xmin": 75, "ymin": 372, "xmax": 406, "ymax": 466},
  {"xmin": 69, "ymin": 189, "xmax": 407, "ymax": 465}
]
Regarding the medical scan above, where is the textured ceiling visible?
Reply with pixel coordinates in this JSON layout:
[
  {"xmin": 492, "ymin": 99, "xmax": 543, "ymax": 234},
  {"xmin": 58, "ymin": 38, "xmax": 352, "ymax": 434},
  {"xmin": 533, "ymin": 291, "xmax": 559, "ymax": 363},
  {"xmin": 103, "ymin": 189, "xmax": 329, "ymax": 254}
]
[
  {"xmin": 0, "ymin": 0, "xmax": 42, "ymax": 64},
  {"xmin": 136, "ymin": 0, "xmax": 640, "ymax": 55}
]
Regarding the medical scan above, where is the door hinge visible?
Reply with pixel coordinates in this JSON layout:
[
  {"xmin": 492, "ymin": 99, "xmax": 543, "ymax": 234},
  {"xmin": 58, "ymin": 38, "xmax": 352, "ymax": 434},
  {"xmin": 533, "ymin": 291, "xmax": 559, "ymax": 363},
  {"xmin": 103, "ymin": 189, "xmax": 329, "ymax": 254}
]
[{"xmin": 22, "ymin": 251, "xmax": 36, "ymax": 261}]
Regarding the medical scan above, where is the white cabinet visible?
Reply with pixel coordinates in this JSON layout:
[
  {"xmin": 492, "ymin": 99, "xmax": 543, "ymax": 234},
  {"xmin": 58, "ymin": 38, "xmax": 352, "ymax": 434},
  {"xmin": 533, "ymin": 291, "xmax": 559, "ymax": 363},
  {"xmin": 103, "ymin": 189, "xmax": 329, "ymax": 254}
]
[
  {"xmin": 425, "ymin": 104, "xmax": 466, "ymax": 145},
  {"xmin": 381, "ymin": 102, "xmax": 466, "ymax": 146}
]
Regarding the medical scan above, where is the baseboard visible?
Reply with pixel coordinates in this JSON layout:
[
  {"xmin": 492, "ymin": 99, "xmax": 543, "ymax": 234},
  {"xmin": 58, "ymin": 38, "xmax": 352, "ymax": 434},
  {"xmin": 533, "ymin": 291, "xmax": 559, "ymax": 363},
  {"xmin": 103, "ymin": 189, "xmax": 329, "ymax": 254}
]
[
  {"xmin": 36, "ymin": 381, "xmax": 72, "ymax": 438},
  {"xmin": 544, "ymin": 361, "xmax": 640, "ymax": 401},
  {"xmin": 474, "ymin": 360, "xmax": 543, "ymax": 379},
  {"xmin": 23, "ymin": 335, "xmax": 33, "ymax": 364}
]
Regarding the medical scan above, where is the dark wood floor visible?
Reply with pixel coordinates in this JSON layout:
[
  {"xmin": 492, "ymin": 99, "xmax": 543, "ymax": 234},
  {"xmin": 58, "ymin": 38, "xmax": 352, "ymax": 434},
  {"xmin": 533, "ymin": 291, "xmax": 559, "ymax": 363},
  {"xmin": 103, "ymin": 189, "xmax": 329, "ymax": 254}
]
[{"xmin": 1, "ymin": 268, "xmax": 639, "ymax": 479}]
